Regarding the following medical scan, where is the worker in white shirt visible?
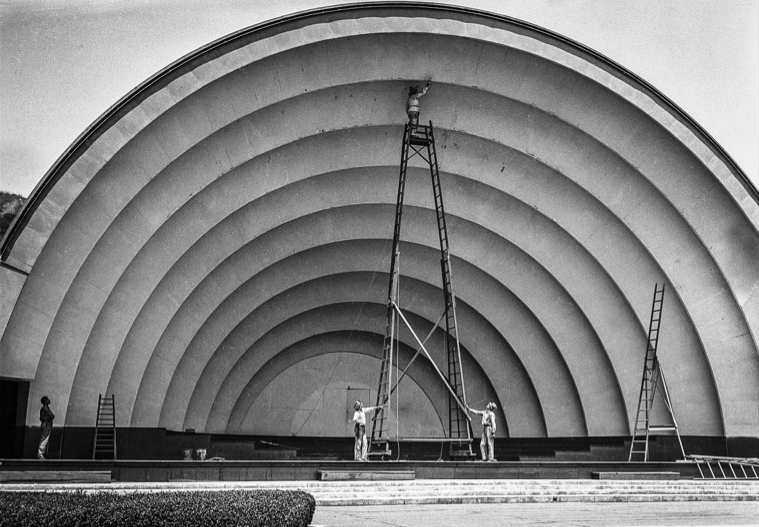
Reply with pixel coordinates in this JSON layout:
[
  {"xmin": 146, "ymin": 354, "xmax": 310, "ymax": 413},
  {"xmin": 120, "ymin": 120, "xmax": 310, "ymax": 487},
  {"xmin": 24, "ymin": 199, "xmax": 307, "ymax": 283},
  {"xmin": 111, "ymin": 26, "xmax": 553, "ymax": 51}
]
[
  {"xmin": 352, "ymin": 400, "xmax": 384, "ymax": 461},
  {"xmin": 468, "ymin": 402, "xmax": 498, "ymax": 462}
]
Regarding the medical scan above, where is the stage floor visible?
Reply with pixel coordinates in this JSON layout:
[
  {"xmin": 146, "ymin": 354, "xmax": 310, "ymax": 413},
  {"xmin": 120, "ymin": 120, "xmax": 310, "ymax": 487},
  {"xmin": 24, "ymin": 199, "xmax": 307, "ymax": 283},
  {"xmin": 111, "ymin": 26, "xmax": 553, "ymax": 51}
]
[{"xmin": 0, "ymin": 458, "xmax": 703, "ymax": 482}]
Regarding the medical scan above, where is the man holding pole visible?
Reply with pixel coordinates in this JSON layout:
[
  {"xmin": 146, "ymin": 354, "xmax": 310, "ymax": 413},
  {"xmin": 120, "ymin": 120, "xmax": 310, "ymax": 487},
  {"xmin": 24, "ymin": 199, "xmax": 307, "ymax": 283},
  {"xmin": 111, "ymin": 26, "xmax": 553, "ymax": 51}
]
[
  {"xmin": 352, "ymin": 400, "xmax": 385, "ymax": 461},
  {"xmin": 468, "ymin": 402, "xmax": 498, "ymax": 462}
]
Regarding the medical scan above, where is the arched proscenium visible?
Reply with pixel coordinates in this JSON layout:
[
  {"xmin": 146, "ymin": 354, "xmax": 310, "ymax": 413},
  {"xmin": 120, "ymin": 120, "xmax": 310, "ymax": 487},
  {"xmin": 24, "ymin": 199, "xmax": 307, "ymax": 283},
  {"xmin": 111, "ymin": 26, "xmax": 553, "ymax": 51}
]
[{"xmin": 0, "ymin": 5, "xmax": 756, "ymax": 443}]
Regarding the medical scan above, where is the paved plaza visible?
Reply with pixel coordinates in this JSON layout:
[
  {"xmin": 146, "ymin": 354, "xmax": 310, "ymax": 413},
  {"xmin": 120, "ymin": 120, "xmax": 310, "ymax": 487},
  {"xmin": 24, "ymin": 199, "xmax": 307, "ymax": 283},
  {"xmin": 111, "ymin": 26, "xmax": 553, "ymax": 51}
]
[{"xmin": 311, "ymin": 502, "xmax": 758, "ymax": 527}]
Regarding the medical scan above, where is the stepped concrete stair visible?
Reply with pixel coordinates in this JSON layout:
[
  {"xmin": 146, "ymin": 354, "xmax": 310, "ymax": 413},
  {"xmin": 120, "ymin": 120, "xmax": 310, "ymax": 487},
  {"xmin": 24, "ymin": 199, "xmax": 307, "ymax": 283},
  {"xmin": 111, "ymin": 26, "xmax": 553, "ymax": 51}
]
[{"xmin": 2, "ymin": 479, "xmax": 757, "ymax": 504}]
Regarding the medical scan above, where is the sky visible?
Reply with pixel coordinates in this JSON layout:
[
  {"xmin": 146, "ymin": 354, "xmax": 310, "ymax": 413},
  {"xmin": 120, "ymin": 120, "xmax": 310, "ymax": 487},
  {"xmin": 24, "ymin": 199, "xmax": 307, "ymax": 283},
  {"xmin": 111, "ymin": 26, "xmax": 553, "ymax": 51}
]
[{"xmin": 1, "ymin": 0, "xmax": 757, "ymax": 197}]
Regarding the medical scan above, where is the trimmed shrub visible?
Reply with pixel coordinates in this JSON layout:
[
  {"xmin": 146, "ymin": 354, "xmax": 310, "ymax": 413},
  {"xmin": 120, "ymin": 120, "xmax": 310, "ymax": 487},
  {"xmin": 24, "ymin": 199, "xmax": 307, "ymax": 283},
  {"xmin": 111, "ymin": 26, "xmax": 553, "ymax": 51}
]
[{"xmin": 0, "ymin": 489, "xmax": 315, "ymax": 527}]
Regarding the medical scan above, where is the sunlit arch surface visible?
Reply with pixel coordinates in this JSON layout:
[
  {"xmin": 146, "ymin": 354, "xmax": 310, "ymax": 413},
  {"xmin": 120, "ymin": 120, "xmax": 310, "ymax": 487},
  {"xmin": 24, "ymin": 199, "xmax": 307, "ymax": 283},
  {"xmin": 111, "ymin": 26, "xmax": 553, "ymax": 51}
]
[{"xmin": 1, "ymin": 4, "xmax": 757, "ymax": 443}]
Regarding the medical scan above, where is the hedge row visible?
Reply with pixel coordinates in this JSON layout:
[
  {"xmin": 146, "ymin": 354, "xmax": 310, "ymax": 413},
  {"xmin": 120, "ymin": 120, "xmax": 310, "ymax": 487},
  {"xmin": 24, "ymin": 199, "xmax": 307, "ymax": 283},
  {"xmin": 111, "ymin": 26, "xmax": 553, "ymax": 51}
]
[{"xmin": 0, "ymin": 489, "xmax": 315, "ymax": 527}]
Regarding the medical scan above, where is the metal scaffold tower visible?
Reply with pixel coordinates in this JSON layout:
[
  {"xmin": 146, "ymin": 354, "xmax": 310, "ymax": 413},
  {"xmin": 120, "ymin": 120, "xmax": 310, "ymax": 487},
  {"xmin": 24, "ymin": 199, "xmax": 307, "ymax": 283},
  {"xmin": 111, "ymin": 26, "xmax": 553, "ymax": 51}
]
[
  {"xmin": 629, "ymin": 283, "xmax": 685, "ymax": 462},
  {"xmin": 369, "ymin": 122, "xmax": 474, "ymax": 460}
]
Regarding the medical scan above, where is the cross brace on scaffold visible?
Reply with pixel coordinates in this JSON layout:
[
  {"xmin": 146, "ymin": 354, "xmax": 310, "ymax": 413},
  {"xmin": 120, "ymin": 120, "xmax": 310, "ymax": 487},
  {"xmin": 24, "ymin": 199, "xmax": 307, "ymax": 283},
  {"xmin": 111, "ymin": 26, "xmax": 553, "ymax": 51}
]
[{"xmin": 368, "ymin": 87, "xmax": 474, "ymax": 460}]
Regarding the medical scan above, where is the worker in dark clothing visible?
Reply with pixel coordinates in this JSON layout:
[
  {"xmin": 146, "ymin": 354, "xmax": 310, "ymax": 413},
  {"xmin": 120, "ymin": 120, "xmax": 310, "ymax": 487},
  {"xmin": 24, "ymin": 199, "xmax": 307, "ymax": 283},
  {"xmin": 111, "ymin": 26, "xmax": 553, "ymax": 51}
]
[
  {"xmin": 406, "ymin": 80, "xmax": 431, "ymax": 132},
  {"xmin": 38, "ymin": 396, "xmax": 55, "ymax": 459}
]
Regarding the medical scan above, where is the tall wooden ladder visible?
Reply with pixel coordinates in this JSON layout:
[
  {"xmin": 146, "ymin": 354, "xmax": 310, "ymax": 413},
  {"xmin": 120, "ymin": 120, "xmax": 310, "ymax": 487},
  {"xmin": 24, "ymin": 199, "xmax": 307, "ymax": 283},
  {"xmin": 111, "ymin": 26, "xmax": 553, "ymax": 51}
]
[
  {"xmin": 369, "ymin": 255, "xmax": 400, "ymax": 459},
  {"xmin": 369, "ymin": 122, "xmax": 474, "ymax": 459},
  {"xmin": 93, "ymin": 394, "xmax": 117, "ymax": 459},
  {"xmin": 628, "ymin": 283, "xmax": 685, "ymax": 462}
]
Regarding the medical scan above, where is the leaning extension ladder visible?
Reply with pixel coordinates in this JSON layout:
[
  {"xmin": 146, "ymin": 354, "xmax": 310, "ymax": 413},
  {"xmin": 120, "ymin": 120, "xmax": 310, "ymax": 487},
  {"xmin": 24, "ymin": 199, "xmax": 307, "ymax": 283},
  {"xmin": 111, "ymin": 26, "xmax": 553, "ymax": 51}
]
[
  {"xmin": 687, "ymin": 455, "xmax": 759, "ymax": 479},
  {"xmin": 629, "ymin": 283, "xmax": 685, "ymax": 462},
  {"xmin": 93, "ymin": 394, "xmax": 117, "ymax": 459},
  {"xmin": 369, "ymin": 122, "xmax": 474, "ymax": 460}
]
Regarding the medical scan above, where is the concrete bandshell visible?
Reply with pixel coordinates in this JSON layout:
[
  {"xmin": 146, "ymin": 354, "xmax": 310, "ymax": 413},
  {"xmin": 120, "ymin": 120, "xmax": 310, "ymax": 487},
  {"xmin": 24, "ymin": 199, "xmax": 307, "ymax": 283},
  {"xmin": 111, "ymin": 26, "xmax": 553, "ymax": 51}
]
[{"xmin": 0, "ymin": 4, "xmax": 756, "ymax": 443}]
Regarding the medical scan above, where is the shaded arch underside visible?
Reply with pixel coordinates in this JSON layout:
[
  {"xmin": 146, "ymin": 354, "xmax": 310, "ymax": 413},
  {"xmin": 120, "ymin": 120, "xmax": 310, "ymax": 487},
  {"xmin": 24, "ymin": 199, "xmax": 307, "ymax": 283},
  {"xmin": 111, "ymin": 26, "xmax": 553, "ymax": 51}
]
[{"xmin": 1, "ymin": 5, "xmax": 757, "ymax": 440}]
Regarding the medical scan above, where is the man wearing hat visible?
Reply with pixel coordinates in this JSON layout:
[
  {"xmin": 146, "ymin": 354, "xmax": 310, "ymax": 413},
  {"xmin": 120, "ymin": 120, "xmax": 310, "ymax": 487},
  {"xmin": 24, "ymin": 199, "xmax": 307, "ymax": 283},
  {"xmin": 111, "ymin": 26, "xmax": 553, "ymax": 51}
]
[{"xmin": 468, "ymin": 402, "xmax": 498, "ymax": 462}]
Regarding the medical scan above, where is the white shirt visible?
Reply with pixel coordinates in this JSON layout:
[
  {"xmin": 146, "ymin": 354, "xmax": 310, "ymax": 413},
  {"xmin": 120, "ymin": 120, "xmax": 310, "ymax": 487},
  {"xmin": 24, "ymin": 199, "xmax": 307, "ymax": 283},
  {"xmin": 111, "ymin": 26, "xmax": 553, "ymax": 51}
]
[
  {"xmin": 471, "ymin": 408, "xmax": 497, "ymax": 433},
  {"xmin": 482, "ymin": 410, "xmax": 496, "ymax": 431},
  {"xmin": 353, "ymin": 406, "xmax": 379, "ymax": 425},
  {"xmin": 353, "ymin": 409, "xmax": 367, "ymax": 425}
]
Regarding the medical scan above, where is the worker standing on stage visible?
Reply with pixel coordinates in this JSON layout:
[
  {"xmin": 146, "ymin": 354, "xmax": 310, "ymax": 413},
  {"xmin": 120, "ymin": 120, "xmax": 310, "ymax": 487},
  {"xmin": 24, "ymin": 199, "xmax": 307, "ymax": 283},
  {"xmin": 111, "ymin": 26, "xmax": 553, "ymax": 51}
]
[
  {"xmin": 406, "ymin": 80, "xmax": 431, "ymax": 132},
  {"xmin": 468, "ymin": 402, "xmax": 497, "ymax": 462},
  {"xmin": 352, "ymin": 400, "xmax": 384, "ymax": 461}
]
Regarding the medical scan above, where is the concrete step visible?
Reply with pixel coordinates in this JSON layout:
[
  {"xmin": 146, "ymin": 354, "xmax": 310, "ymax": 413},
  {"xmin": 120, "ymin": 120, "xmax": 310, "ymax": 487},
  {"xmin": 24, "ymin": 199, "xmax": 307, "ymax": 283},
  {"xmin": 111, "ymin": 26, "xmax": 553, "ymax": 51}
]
[
  {"xmin": 316, "ymin": 494, "xmax": 759, "ymax": 505},
  {"xmin": 286, "ymin": 479, "xmax": 758, "ymax": 487},
  {"xmin": 307, "ymin": 485, "xmax": 759, "ymax": 499},
  {"xmin": 3, "ymin": 479, "xmax": 757, "ymax": 504},
  {"xmin": 309, "ymin": 485, "xmax": 759, "ymax": 494},
  {"xmin": 299, "ymin": 479, "xmax": 759, "ymax": 504},
  {"xmin": 310, "ymin": 492, "xmax": 755, "ymax": 501},
  {"xmin": 592, "ymin": 471, "xmax": 680, "ymax": 480},
  {"xmin": 317, "ymin": 470, "xmax": 414, "ymax": 481},
  {"xmin": 268, "ymin": 479, "xmax": 759, "ymax": 494}
]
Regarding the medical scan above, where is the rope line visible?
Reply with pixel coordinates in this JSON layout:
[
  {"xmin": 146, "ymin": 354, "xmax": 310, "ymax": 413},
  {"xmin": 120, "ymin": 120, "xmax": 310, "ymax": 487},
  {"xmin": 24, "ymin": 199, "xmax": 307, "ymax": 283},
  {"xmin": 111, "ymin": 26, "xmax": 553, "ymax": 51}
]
[{"xmin": 293, "ymin": 237, "xmax": 390, "ymax": 436}]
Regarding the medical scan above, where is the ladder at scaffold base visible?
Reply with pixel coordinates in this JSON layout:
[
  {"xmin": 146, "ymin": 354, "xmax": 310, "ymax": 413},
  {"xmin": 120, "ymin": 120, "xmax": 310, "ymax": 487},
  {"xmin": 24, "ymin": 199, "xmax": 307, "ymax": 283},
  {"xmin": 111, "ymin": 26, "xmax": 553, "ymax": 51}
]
[
  {"xmin": 628, "ymin": 283, "xmax": 685, "ymax": 462},
  {"xmin": 369, "ymin": 122, "xmax": 474, "ymax": 460}
]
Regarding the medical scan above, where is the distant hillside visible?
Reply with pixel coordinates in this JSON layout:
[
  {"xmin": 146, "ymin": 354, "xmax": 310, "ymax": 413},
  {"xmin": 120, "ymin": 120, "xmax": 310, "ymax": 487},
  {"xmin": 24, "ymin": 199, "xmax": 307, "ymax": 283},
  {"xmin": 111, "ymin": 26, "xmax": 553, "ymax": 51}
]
[{"xmin": 1, "ymin": 191, "xmax": 26, "ymax": 241}]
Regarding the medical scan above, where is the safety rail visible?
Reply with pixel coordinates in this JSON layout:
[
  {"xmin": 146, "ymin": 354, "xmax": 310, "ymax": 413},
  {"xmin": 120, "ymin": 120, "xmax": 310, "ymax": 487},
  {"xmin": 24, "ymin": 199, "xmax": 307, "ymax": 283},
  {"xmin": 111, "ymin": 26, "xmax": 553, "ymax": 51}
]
[{"xmin": 686, "ymin": 454, "xmax": 759, "ymax": 479}]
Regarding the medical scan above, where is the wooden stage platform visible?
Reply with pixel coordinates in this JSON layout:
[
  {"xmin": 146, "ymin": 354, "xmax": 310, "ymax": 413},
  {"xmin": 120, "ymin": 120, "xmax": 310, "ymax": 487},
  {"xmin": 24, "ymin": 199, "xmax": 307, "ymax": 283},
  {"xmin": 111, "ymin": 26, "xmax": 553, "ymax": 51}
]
[{"xmin": 0, "ymin": 458, "xmax": 702, "ymax": 483}]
